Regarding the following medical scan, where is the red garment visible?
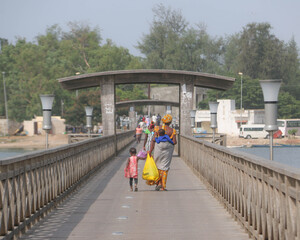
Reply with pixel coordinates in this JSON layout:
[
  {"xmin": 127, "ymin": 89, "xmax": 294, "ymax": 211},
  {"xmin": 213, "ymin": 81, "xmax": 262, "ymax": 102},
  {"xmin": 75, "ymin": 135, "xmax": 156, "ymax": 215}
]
[{"xmin": 124, "ymin": 156, "xmax": 138, "ymax": 178}]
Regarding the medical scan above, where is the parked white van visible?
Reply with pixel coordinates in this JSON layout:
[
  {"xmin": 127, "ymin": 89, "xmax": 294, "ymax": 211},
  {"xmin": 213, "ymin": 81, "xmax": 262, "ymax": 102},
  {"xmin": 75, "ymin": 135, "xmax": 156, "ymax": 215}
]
[{"xmin": 239, "ymin": 124, "xmax": 269, "ymax": 139}]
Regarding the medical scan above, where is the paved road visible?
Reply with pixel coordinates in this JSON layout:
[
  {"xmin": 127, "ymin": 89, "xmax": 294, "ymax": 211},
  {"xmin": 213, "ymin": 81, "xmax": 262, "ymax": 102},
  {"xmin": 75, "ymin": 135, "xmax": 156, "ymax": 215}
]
[{"xmin": 21, "ymin": 142, "xmax": 250, "ymax": 240}]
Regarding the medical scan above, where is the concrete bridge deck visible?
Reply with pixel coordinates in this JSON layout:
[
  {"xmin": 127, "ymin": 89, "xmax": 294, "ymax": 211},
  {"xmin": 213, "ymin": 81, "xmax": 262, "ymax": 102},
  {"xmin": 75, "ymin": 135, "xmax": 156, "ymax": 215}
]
[{"xmin": 20, "ymin": 142, "xmax": 249, "ymax": 240}]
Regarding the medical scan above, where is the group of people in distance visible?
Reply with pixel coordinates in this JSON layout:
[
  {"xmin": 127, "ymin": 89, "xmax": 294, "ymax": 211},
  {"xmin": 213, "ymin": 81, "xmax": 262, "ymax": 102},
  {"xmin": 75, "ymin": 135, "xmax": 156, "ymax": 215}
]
[{"xmin": 126, "ymin": 114, "xmax": 176, "ymax": 192}]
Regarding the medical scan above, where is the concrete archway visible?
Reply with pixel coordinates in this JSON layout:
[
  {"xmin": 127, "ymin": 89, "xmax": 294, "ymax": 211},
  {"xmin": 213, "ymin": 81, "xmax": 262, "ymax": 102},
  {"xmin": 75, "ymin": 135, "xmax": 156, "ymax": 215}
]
[{"xmin": 58, "ymin": 69, "xmax": 235, "ymax": 136}]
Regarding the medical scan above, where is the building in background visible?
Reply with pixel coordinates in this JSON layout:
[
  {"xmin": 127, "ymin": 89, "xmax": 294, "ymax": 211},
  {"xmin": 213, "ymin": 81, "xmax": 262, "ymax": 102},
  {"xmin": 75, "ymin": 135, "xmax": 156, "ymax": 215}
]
[
  {"xmin": 24, "ymin": 116, "xmax": 66, "ymax": 136},
  {"xmin": 195, "ymin": 99, "xmax": 265, "ymax": 136},
  {"xmin": 0, "ymin": 119, "xmax": 19, "ymax": 136}
]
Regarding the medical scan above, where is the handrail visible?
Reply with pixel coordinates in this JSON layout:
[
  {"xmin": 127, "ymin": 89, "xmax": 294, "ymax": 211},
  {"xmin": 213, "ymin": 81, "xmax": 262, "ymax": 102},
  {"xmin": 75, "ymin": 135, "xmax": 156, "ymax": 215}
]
[
  {"xmin": 192, "ymin": 133, "xmax": 227, "ymax": 146},
  {"xmin": 180, "ymin": 134, "xmax": 300, "ymax": 239},
  {"xmin": 0, "ymin": 130, "xmax": 134, "ymax": 238}
]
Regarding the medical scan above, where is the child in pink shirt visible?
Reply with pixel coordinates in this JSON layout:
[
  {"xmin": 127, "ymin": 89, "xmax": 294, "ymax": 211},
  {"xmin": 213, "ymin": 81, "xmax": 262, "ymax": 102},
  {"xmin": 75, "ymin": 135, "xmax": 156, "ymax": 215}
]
[{"xmin": 125, "ymin": 147, "xmax": 143, "ymax": 191}]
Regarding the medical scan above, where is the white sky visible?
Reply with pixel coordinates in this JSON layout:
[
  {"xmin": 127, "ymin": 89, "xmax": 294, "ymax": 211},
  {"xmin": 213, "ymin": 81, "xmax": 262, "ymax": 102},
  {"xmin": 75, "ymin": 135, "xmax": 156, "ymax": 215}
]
[{"xmin": 1, "ymin": 0, "xmax": 299, "ymax": 56}]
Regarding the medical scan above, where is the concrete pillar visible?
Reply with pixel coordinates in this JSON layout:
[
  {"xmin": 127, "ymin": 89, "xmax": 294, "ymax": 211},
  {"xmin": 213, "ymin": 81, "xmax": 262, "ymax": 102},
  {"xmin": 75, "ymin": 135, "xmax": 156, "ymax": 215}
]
[
  {"xmin": 129, "ymin": 106, "xmax": 136, "ymax": 130},
  {"xmin": 180, "ymin": 79, "xmax": 194, "ymax": 136},
  {"xmin": 100, "ymin": 77, "xmax": 115, "ymax": 136}
]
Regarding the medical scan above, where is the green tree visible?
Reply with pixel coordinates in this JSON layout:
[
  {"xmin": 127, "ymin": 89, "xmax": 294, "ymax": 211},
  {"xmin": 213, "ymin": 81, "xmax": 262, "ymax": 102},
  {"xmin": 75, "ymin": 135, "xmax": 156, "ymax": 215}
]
[
  {"xmin": 198, "ymin": 75, "xmax": 264, "ymax": 110},
  {"xmin": 137, "ymin": 5, "xmax": 225, "ymax": 74},
  {"xmin": 137, "ymin": 4, "xmax": 187, "ymax": 69},
  {"xmin": 64, "ymin": 90, "xmax": 101, "ymax": 126},
  {"xmin": 278, "ymin": 92, "xmax": 300, "ymax": 118}
]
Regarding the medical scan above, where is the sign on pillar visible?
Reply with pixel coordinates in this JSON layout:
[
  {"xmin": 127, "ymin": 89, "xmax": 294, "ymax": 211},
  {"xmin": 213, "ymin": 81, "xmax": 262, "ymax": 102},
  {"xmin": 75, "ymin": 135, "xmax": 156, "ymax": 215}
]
[
  {"xmin": 180, "ymin": 81, "xmax": 194, "ymax": 136},
  {"xmin": 100, "ymin": 79, "xmax": 115, "ymax": 136}
]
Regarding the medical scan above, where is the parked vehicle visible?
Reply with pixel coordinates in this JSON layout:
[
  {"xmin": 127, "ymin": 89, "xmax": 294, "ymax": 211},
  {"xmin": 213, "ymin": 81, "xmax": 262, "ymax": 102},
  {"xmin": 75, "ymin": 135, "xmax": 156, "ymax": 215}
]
[
  {"xmin": 277, "ymin": 119, "xmax": 300, "ymax": 137},
  {"xmin": 239, "ymin": 125, "xmax": 269, "ymax": 139}
]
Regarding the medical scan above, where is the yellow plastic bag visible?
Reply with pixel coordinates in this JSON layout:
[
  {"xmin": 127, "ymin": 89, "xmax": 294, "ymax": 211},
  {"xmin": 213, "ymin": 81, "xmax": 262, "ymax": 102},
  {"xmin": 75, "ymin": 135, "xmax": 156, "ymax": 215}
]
[{"xmin": 142, "ymin": 154, "xmax": 159, "ymax": 182}]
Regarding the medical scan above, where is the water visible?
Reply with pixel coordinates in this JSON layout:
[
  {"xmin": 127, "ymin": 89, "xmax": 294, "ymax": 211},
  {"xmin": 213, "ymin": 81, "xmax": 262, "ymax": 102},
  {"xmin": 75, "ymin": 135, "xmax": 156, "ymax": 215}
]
[
  {"xmin": 233, "ymin": 146, "xmax": 300, "ymax": 169},
  {"xmin": 0, "ymin": 148, "xmax": 38, "ymax": 159},
  {"xmin": 1, "ymin": 146, "xmax": 299, "ymax": 170}
]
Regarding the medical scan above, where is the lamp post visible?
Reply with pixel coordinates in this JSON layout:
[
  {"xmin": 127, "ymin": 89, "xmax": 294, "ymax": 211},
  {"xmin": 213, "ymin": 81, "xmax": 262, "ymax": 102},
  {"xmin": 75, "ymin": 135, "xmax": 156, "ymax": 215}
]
[
  {"xmin": 40, "ymin": 94, "xmax": 55, "ymax": 149},
  {"xmin": 209, "ymin": 102, "xmax": 219, "ymax": 143},
  {"xmin": 85, "ymin": 106, "xmax": 93, "ymax": 137},
  {"xmin": 238, "ymin": 72, "xmax": 243, "ymax": 127},
  {"xmin": 259, "ymin": 79, "xmax": 281, "ymax": 160},
  {"xmin": 190, "ymin": 110, "xmax": 196, "ymax": 129},
  {"xmin": 2, "ymin": 72, "xmax": 9, "ymax": 136}
]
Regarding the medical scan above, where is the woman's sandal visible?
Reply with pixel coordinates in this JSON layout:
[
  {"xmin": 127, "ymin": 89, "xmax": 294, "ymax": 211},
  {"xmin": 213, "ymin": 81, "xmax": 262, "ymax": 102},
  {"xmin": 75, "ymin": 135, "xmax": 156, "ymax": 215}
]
[{"xmin": 155, "ymin": 185, "xmax": 162, "ymax": 191}]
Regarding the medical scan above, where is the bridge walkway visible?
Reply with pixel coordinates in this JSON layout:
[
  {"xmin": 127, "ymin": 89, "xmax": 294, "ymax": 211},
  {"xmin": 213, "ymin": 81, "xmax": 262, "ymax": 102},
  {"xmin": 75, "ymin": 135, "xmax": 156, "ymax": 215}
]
[{"xmin": 20, "ymin": 142, "xmax": 249, "ymax": 240}]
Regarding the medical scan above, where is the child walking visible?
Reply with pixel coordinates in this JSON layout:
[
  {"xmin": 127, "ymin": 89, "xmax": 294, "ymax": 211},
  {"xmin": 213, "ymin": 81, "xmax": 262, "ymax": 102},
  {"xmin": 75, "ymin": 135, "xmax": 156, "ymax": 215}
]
[{"xmin": 125, "ymin": 147, "xmax": 142, "ymax": 192}]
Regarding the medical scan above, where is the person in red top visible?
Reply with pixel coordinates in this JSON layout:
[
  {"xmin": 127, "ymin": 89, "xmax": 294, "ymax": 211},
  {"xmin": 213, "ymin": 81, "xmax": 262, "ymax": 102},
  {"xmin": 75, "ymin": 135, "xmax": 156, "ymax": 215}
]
[{"xmin": 135, "ymin": 125, "xmax": 143, "ymax": 143}]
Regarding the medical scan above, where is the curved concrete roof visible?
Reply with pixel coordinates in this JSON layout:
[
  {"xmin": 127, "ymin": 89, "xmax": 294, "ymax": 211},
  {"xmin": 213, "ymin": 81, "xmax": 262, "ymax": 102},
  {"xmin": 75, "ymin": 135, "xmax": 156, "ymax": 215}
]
[
  {"xmin": 116, "ymin": 99, "xmax": 179, "ymax": 108},
  {"xmin": 58, "ymin": 69, "xmax": 235, "ymax": 91}
]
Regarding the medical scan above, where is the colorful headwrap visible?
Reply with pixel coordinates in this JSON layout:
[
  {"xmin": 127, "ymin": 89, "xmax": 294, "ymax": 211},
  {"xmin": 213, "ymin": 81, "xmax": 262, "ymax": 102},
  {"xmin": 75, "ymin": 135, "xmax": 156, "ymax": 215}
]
[{"xmin": 162, "ymin": 114, "xmax": 172, "ymax": 124}]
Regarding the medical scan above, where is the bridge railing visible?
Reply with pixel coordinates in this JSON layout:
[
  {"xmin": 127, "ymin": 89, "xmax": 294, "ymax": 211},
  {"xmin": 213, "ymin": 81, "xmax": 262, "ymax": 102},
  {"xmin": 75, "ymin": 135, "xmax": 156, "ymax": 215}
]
[
  {"xmin": 68, "ymin": 133, "xmax": 102, "ymax": 143},
  {"xmin": 180, "ymin": 135, "xmax": 300, "ymax": 240},
  {"xmin": 192, "ymin": 133, "xmax": 227, "ymax": 146},
  {"xmin": 0, "ymin": 130, "xmax": 134, "ymax": 239}
]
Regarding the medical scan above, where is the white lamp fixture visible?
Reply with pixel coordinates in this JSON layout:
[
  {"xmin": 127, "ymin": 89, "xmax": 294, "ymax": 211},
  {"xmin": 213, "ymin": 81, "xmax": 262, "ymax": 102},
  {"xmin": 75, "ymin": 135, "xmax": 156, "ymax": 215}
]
[
  {"xmin": 40, "ymin": 94, "xmax": 55, "ymax": 149},
  {"xmin": 85, "ymin": 106, "xmax": 93, "ymax": 136},
  {"xmin": 190, "ymin": 110, "xmax": 196, "ymax": 128},
  {"xmin": 40, "ymin": 94, "xmax": 55, "ymax": 130},
  {"xmin": 209, "ymin": 102, "xmax": 219, "ymax": 129},
  {"xmin": 260, "ymin": 80, "xmax": 281, "ymax": 132},
  {"xmin": 209, "ymin": 101, "xmax": 219, "ymax": 143},
  {"xmin": 259, "ymin": 79, "xmax": 282, "ymax": 160}
]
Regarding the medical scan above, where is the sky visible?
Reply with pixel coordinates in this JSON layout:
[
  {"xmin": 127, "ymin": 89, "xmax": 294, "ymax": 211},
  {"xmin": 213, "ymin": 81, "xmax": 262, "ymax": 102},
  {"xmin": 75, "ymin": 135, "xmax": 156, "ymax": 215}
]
[{"xmin": 1, "ymin": 0, "xmax": 299, "ymax": 56}]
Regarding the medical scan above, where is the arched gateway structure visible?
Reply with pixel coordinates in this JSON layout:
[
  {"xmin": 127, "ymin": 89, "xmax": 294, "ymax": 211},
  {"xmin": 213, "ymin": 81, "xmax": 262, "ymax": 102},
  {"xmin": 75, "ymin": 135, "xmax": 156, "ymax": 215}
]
[{"xmin": 58, "ymin": 69, "xmax": 235, "ymax": 135}]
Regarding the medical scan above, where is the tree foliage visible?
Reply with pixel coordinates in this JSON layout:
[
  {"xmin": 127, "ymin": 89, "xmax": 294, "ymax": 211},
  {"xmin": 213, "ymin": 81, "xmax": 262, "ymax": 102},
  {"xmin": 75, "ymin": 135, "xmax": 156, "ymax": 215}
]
[{"xmin": 0, "ymin": 22, "xmax": 146, "ymax": 125}]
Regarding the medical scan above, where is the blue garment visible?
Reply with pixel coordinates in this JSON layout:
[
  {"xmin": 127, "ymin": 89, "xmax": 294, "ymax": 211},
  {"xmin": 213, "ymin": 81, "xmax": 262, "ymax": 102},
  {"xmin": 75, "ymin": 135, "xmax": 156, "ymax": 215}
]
[{"xmin": 155, "ymin": 135, "xmax": 174, "ymax": 145}]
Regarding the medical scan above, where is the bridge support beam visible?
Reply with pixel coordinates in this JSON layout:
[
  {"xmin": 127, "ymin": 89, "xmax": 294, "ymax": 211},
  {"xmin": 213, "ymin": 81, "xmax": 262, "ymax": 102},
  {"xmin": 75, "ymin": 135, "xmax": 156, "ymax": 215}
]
[
  {"xmin": 180, "ymin": 80, "xmax": 194, "ymax": 136},
  {"xmin": 100, "ymin": 78, "xmax": 115, "ymax": 136},
  {"xmin": 129, "ymin": 106, "xmax": 136, "ymax": 130}
]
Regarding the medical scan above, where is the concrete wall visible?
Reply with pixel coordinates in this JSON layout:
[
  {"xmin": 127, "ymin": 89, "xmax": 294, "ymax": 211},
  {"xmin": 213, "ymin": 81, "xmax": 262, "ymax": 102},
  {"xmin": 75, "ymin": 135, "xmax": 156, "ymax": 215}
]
[
  {"xmin": 24, "ymin": 116, "xmax": 66, "ymax": 136},
  {"xmin": 146, "ymin": 85, "xmax": 180, "ymax": 118},
  {"xmin": 145, "ymin": 86, "xmax": 207, "ymax": 120},
  {"xmin": 0, "ymin": 119, "xmax": 20, "ymax": 136}
]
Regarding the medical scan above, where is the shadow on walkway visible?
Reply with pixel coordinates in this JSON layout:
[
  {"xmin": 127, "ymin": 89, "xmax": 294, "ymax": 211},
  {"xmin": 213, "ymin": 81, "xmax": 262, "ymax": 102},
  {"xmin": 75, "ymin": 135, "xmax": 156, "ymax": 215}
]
[{"xmin": 20, "ymin": 142, "xmax": 138, "ymax": 240}]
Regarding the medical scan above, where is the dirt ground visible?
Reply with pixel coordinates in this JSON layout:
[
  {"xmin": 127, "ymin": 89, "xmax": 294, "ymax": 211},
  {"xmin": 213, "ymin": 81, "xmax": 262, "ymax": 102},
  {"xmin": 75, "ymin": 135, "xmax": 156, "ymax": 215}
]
[
  {"xmin": 0, "ymin": 134, "xmax": 69, "ymax": 149},
  {"xmin": 0, "ymin": 134, "xmax": 299, "ymax": 149},
  {"xmin": 226, "ymin": 135, "xmax": 300, "ymax": 147}
]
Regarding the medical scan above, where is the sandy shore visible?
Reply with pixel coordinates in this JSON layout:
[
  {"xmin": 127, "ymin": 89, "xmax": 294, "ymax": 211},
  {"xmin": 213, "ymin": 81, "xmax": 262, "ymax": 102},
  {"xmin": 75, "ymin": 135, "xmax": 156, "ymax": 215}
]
[
  {"xmin": 0, "ymin": 135, "xmax": 69, "ymax": 149},
  {"xmin": 226, "ymin": 135, "xmax": 300, "ymax": 147},
  {"xmin": 0, "ymin": 134, "xmax": 299, "ymax": 149}
]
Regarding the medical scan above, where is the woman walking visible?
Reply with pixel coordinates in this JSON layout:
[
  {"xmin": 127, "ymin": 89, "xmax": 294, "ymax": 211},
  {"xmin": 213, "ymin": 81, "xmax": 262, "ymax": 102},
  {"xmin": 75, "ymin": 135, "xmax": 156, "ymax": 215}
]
[
  {"xmin": 143, "ymin": 123, "xmax": 155, "ymax": 151},
  {"xmin": 148, "ymin": 114, "xmax": 176, "ymax": 191},
  {"xmin": 135, "ymin": 125, "xmax": 143, "ymax": 143}
]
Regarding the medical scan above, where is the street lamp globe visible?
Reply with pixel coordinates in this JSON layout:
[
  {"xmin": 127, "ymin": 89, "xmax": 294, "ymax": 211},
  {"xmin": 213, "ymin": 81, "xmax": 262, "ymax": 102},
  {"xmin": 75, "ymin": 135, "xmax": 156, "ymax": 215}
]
[
  {"xmin": 259, "ymin": 80, "xmax": 281, "ymax": 132},
  {"xmin": 40, "ymin": 94, "xmax": 55, "ymax": 130},
  {"xmin": 209, "ymin": 101, "xmax": 219, "ymax": 129},
  {"xmin": 190, "ymin": 110, "xmax": 196, "ymax": 128},
  {"xmin": 259, "ymin": 79, "xmax": 282, "ymax": 161},
  {"xmin": 85, "ymin": 106, "xmax": 94, "ymax": 136},
  {"xmin": 40, "ymin": 94, "xmax": 55, "ymax": 149},
  {"xmin": 209, "ymin": 102, "xmax": 219, "ymax": 143}
]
